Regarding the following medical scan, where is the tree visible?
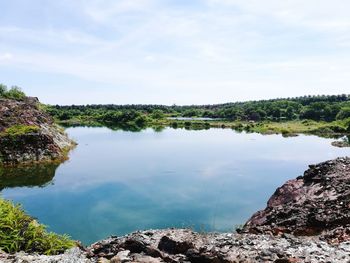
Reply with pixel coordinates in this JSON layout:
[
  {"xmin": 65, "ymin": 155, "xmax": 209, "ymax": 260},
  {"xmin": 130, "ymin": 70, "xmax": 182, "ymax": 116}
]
[
  {"xmin": 336, "ymin": 107, "xmax": 350, "ymax": 120},
  {"xmin": 285, "ymin": 106, "xmax": 294, "ymax": 120},
  {"xmin": 151, "ymin": 110, "xmax": 164, "ymax": 119},
  {"xmin": 0, "ymin": 84, "xmax": 7, "ymax": 97}
]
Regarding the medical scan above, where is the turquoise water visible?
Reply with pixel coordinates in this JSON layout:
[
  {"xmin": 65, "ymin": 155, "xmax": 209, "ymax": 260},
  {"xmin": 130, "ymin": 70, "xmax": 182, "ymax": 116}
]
[{"xmin": 1, "ymin": 127, "xmax": 349, "ymax": 245}]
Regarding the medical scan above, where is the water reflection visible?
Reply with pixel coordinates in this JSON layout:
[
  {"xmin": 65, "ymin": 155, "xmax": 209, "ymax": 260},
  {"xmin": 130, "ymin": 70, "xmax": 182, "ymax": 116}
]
[
  {"xmin": 1, "ymin": 127, "xmax": 349, "ymax": 245},
  {"xmin": 0, "ymin": 163, "xmax": 59, "ymax": 190}
]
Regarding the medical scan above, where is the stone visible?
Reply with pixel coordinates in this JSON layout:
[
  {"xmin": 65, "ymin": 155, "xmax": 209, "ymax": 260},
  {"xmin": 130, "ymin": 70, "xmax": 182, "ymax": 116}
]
[
  {"xmin": 158, "ymin": 235, "xmax": 194, "ymax": 254},
  {"xmin": 0, "ymin": 97, "xmax": 75, "ymax": 165},
  {"xmin": 243, "ymin": 157, "xmax": 350, "ymax": 243},
  {"xmin": 98, "ymin": 258, "xmax": 110, "ymax": 263}
]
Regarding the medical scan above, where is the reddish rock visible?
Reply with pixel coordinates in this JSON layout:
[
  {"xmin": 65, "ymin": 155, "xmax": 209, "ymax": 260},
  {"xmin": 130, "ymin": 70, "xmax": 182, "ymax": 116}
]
[{"xmin": 243, "ymin": 157, "xmax": 350, "ymax": 243}]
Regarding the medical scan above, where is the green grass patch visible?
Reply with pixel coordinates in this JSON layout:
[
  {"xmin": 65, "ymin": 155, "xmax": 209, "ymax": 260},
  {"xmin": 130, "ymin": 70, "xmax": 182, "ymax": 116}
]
[
  {"xmin": 0, "ymin": 125, "xmax": 40, "ymax": 137},
  {"xmin": 0, "ymin": 197, "xmax": 75, "ymax": 255}
]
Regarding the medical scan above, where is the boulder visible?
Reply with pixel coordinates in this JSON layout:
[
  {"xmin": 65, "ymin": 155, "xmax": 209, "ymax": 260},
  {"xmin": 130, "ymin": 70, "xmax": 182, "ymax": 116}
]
[
  {"xmin": 0, "ymin": 97, "xmax": 75, "ymax": 165},
  {"xmin": 243, "ymin": 157, "xmax": 350, "ymax": 243}
]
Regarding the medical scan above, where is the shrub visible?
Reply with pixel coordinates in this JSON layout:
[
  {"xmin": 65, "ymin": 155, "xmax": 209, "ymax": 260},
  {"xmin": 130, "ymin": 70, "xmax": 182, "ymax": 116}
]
[
  {"xmin": 0, "ymin": 84, "xmax": 26, "ymax": 100},
  {"xmin": 0, "ymin": 198, "xmax": 75, "ymax": 255},
  {"xmin": 171, "ymin": 122, "xmax": 178, "ymax": 128},
  {"xmin": 4, "ymin": 86, "xmax": 26, "ymax": 100}
]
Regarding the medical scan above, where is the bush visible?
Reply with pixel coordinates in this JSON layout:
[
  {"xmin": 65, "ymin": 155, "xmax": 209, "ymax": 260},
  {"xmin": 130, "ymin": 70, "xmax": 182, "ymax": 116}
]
[
  {"xmin": 171, "ymin": 122, "xmax": 178, "ymax": 129},
  {"xmin": 336, "ymin": 107, "xmax": 350, "ymax": 120},
  {"xmin": 0, "ymin": 198, "xmax": 75, "ymax": 255},
  {"xmin": 151, "ymin": 110, "xmax": 164, "ymax": 119},
  {"xmin": 4, "ymin": 86, "xmax": 26, "ymax": 100},
  {"xmin": 342, "ymin": 118, "xmax": 350, "ymax": 132},
  {"xmin": 0, "ymin": 85, "xmax": 26, "ymax": 100}
]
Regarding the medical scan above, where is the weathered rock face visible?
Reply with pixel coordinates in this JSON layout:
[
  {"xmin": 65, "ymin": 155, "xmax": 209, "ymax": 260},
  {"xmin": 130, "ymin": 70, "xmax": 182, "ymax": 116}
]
[
  {"xmin": 243, "ymin": 157, "xmax": 350, "ymax": 244},
  {"xmin": 0, "ymin": 97, "xmax": 74, "ymax": 165},
  {"xmin": 85, "ymin": 229, "xmax": 350, "ymax": 262},
  {"xmin": 2, "ymin": 229, "xmax": 350, "ymax": 263},
  {"xmin": 0, "ymin": 97, "xmax": 52, "ymax": 130}
]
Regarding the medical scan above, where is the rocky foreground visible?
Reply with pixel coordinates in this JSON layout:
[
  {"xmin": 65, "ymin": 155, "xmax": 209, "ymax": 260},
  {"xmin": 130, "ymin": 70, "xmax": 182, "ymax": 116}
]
[
  {"xmin": 2, "ymin": 229, "xmax": 350, "ymax": 263},
  {"xmin": 0, "ymin": 97, "xmax": 74, "ymax": 165},
  {"xmin": 2, "ymin": 157, "xmax": 350, "ymax": 262}
]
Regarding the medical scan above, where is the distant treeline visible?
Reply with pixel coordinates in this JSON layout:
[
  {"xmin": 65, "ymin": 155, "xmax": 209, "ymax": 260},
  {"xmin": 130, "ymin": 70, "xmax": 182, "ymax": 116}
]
[{"xmin": 47, "ymin": 94, "xmax": 350, "ymax": 124}]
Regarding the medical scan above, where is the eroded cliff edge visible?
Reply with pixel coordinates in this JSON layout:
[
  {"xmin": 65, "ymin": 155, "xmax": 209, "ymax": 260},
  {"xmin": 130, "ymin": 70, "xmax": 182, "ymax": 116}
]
[{"xmin": 0, "ymin": 97, "xmax": 75, "ymax": 165}]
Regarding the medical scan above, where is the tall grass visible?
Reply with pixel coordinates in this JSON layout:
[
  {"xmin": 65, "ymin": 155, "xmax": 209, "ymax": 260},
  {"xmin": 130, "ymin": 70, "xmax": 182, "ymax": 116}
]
[{"xmin": 0, "ymin": 197, "xmax": 75, "ymax": 255}]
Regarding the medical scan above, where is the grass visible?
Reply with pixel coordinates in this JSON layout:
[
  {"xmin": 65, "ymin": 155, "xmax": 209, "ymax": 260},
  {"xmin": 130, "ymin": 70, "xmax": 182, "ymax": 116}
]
[
  {"xmin": 246, "ymin": 119, "xmax": 349, "ymax": 136},
  {"xmin": 0, "ymin": 197, "xmax": 75, "ymax": 255},
  {"xmin": 0, "ymin": 125, "xmax": 40, "ymax": 137}
]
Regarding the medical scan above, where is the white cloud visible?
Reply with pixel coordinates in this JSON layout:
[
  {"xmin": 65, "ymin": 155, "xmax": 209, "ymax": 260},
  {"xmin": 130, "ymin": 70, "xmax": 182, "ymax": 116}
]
[
  {"xmin": 0, "ymin": 0, "xmax": 349, "ymax": 104},
  {"xmin": 0, "ymin": 53, "xmax": 13, "ymax": 60},
  {"xmin": 83, "ymin": 0, "xmax": 156, "ymax": 23}
]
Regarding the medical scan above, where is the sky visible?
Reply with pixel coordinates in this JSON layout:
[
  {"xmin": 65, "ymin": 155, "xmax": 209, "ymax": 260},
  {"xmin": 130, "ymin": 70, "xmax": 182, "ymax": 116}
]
[{"xmin": 0, "ymin": 0, "xmax": 349, "ymax": 105}]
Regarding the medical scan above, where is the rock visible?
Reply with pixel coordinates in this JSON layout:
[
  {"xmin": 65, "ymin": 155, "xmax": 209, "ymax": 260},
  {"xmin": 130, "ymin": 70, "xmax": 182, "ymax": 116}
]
[
  {"xmin": 332, "ymin": 140, "xmax": 350, "ymax": 148},
  {"xmin": 0, "ymin": 97, "xmax": 75, "ymax": 165},
  {"xmin": 0, "ymin": 247, "xmax": 92, "ymax": 262},
  {"xmin": 110, "ymin": 256, "xmax": 121, "ymax": 263},
  {"xmin": 98, "ymin": 258, "xmax": 110, "ymax": 263},
  {"xmin": 85, "ymin": 228, "xmax": 350, "ymax": 262},
  {"xmin": 132, "ymin": 255, "xmax": 163, "ymax": 263},
  {"xmin": 110, "ymin": 250, "xmax": 131, "ymax": 262},
  {"xmin": 243, "ymin": 157, "xmax": 350, "ymax": 243},
  {"xmin": 158, "ymin": 235, "xmax": 194, "ymax": 254}
]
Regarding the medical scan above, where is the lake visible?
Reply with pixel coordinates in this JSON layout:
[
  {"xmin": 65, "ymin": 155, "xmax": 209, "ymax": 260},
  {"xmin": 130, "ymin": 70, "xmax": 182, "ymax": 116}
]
[{"xmin": 1, "ymin": 127, "xmax": 349, "ymax": 245}]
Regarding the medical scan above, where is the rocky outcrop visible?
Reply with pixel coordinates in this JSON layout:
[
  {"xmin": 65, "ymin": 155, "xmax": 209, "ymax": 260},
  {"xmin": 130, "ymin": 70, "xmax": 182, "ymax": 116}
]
[
  {"xmin": 0, "ymin": 97, "xmax": 52, "ymax": 129},
  {"xmin": 2, "ymin": 229, "xmax": 350, "ymax": 263},
  {"xmin": 0, "ymin": 97, "xmax": 74, "ymax": 165},
  {"xmin": 86, "ymin": 229, "xmax": 350, "ymax": 262},
  {"xmin": 243, "ymin": 157, "xmax": 350, "ymax": 244}
]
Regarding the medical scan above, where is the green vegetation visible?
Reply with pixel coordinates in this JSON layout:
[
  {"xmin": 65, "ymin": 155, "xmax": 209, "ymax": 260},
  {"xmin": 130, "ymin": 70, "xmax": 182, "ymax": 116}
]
[
  {"xmin": 0, "ymin": 84, "xmax": 26, "ymax": 100},
  {"xmin": 46, "ymin": 94, "xmax": 350, "ymax": 136},
  {"xmin": 0, "ymin": 125, "xmax": 40, "ymax": 137},
  {"xmin": 0, "ymin": 197, "xmax": 75, "ymax": 255}
]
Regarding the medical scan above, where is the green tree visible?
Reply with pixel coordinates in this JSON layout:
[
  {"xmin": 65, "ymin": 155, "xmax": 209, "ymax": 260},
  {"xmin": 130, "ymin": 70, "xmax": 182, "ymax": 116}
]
[
  {"xmin": 151, "ymin": 109, "xmax": 164, "ymax": 119},
  {"xmin": 336, "ymin": 107, "xmax": 350, "ymax": 120},
  {"xmin": 285, "ymin": 106, "xmax": 294, "ymax": 120},
  {"xmin": 0, "ymin": 84, "xmax": 7, "ymax": 97}
]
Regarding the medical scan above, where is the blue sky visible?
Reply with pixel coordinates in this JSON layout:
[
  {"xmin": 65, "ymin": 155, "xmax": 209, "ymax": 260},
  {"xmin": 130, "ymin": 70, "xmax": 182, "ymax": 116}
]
[{"xmin": 0, "ymin": 0, "xmax": 349, "ymax": 105}]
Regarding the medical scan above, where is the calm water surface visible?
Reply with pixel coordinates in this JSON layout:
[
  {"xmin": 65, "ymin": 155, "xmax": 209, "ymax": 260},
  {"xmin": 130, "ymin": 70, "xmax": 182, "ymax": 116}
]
[{"xmin": 1, "ymin": 127, "xmax": 349, "ymax": 244}]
